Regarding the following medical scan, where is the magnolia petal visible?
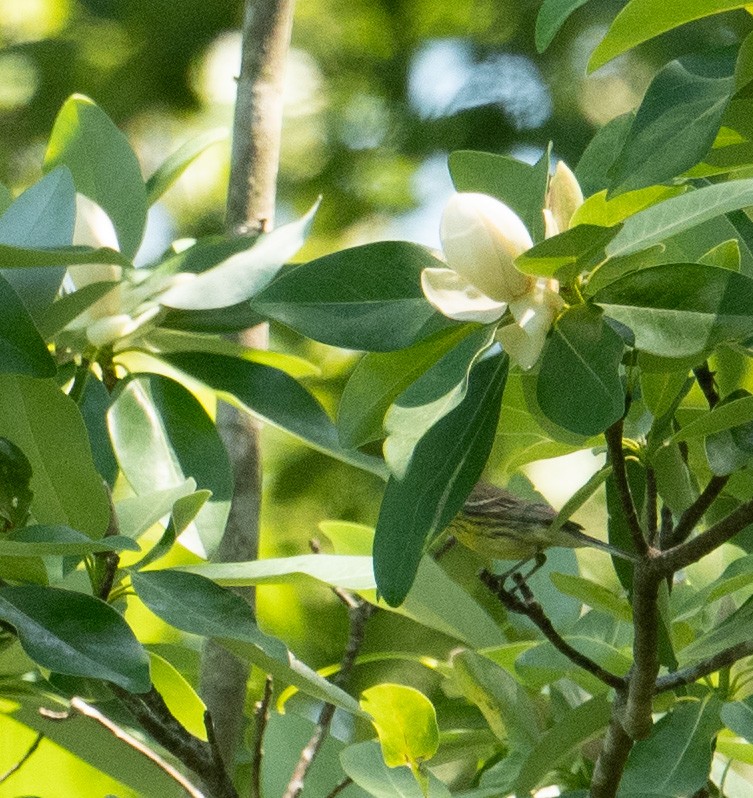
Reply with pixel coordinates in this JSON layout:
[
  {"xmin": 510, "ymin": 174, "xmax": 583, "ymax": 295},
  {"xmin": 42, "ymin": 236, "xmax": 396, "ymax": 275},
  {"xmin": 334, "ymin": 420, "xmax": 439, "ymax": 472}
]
[
  {"xmin": 543, "ymin": 208, "xmax": 559, "ymax": 240},
  {"xmin": 548, "ymin": 161, "xmax": 584, "ymax": 232},
  {"xmin": 421, "ymin": 267, "xmax": 507, "ymax": 323},
  {"xmin": 440, "ymin": 192, "xmax": 533, "ymax": 302},
  {"xmin": 500, "ymin": 280, "xmax": 563, "ymax": 370}
]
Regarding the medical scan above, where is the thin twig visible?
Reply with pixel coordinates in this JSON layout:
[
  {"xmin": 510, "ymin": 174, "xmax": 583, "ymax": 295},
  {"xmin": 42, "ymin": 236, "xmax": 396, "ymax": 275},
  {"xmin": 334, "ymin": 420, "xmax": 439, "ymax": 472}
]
[
  {"xmin": 111, "ymin": 685, "xmax": 238, "ymax": 798},
  {"xmin": 282, "ymin": 595, "xmax": 374, "ymax": 798},
  {"xmin": 251, "ymin": 676, "xmax": 273, "ymax": 798},
  {"xmin": 660, "ymin": 505, "xmax": 674, "ymax": 546},
  {"xmin": 693, "ymin": 363, "xmax": 720, "ymax": 409},
  {"xmin": 655, "ymin": 641, "xmax": 753, "ymax": 694},
  {"xmin": 58, "ymin": 697, "xmax": 207, "ymax": 798},
  {"xmin": 325, "ymin": 777, "xmax": 353, "ymax": 798},
  {"xmin": 605, "ymin": 421, "xmax": 648, "ymax": 556},
  {"xmin": 662, "ymin": 474, "xmax": 729, "ymax": 550},
  {"xmin": 93, "ymin": 483, "xmax": 121, "ymax": 601},
  {"xmin": 0, "ymin": 731, "xmax": 43, "ymax": 784},
  {"xmin": 646, "ymin": 467, "xmax": 658, "ymax": 547},
  {"xmin": 480, "ymin": 570, "xmax": 625, "ymax": 691}
]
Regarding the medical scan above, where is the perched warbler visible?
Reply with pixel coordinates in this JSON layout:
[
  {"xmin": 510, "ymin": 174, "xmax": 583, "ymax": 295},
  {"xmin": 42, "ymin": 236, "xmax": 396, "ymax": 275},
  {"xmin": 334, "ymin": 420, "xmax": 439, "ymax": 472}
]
[{"xmin": 449, "ymin": 482, "xmax": 637, "ymax": 564}]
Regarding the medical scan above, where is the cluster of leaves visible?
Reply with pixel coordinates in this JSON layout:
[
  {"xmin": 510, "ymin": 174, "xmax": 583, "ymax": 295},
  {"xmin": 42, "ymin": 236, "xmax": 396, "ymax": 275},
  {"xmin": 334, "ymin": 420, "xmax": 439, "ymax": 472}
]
[{"xmin": 6, "ymin": 2, "xmax": 753, "ymax": 798}]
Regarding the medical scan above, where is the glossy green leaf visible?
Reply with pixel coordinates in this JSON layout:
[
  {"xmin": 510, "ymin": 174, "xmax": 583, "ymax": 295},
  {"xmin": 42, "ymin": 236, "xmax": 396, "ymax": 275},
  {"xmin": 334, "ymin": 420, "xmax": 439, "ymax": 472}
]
[
  {"xmin": 338, "ymin": 325, "xmax": 475, "ymax": 448},
  {"xmin": 160, "ymin": 351, "xmax": 387, "ymax": 477},
  {"xmin": 514, "ymin": 224, "xmax": 619, "ymax": 282},
  {"xmin": 0, "ymin": 167, "xmax": 74, "ymax": 317},
  {"xmin": 588, "ymin": 1, "xmax": 747, "ymax": 72},
  {"xmin": 252, "ymin": 241, "xmax": 452, "ymax": 351},
  {"xmin": 549, "ymin": 572, "xmax": 632, "ymax": 622},
  {"xmin": 607, "ymin": 54, "xmax": 735, "ymax": 195},
  {"xmin": 594, "ymin": 264, "xmax": 753, "ymax": 357},
  {"xmin": 606, "ymin": 179, "xmax": 753, "ymax": 259},
  {"xmin": 673, "ymin": 392, "xmax": 753, "ymax": 442},
  {"xmin": 145, "ymin": 129, "xmax": 227, "ymax": 205},
  {"xmin": 177, "ymin": 554, "xmax": 376, "ymax": 590},
  {"xmin": 160, "ymin": 202, "xmax": 318, "ymax": 310},
  {"xmin": 652, "ymin": 442, "xmax": 697, "ymax": 514},
  {"xmin": 0, "ymin": 244, "xmax": 129, "ymax": 269},
  {"xmin": 0, "ymin": 273, "xmax": 57, "ymax": 376},
  {"xmin": 44, "ymin": 94, "xmax": 147, "ymax": 258},
  {"xmin": 108, "ymin": 374, "xmax": 231, "ymax": 559},
  {"xmin": 536, "ymin": 305, "xmax": 624, "ymax": 436},
  {"xmin": 448, "ymin": 148, "xmax": 550, "ymax": 241},
  {"xmin": 451, "ymin": 649, "xmax": 541, "ymax": 748},
  {"xmin": 0, "ymin": 526, "xmax": 139, "ymax": 556},
  {"xmin": 0, "ymin": 375, "xmax": 109, "ymax": 537},
  {"xmin": 699, "ymin": 238, "xmax": 741, "ymax": 270},
  {"xmin": 640, "ymin": 369, "xmax": 691, "ymax": 418},
  {"xmin": 341, "ymin": 741, "xmax": 451, "ymax": 798},
  {"xmin": 361, "ymin": 683, "xmax": 439, "ymax": 770},
  {"xmin": 572, "ymin": 186, "xmax": 686, "ymax": 229},
  {"xmin": 620, "ymin": 697, "xmax": 723, "ymax": 795},
  {"xmin": 383, "ymin": 326, "xmax": 495, "ymax": 477},
  {"xmin": 549, "ymin": 464, "xmax": 613, "ymax": 536},
  {"xmin": 536, "ymin": 0, "xmax": 592, "ymax": 52},
  {"xmin": 0, "ymin": 585, "xmax": 150, "ymax": 692},
  {"xmin": 148, "ymin": 651, "xmax": 207, "ymax": 740},
  {"xmin": 130, "ymin": 569, "xmax": 361, "ymax": 713},
  {"xmin": 575, "ymin": 113, "xmax": 633, "ymax": 198},
  {"xmin": 373, "ymin": 350, "xmax": 508, "ymax": 606},
  {"xmin": 514, "ymin": 694, "xmax": 612, "ymax": 794},
  {"xmin": 114, "ymin": 480, "xmax": 197, "ymax": 540}
]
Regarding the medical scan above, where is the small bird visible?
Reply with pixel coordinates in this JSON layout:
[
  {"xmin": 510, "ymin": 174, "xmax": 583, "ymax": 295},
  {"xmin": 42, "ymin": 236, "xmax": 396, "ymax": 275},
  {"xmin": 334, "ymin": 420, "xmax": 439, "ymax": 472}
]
[{"xmin": 448, "ymin": 482, "xmax": 636, "ymax": 575}]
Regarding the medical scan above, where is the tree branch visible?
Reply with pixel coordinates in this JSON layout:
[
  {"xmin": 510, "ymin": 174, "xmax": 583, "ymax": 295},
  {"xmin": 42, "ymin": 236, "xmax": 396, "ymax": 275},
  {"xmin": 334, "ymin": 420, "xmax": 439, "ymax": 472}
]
[
  {"xmin": 604, "ymin": 421, "xmax": 648, "ymax": 556},
  {"xmin": 693, "ymin": 363, "xmax": 720, "ymax": 410},
  {"xmin": 661, "ymin": 474, "xmax": 728, "ymax": 550},
  {"xmin": 655, "ymin": 641, "xmax": 753, "ymax": 694},
  {"xmin": 590, "ymin": 704, "xmax": 633, "ymax": 798},
  {"xmin": 251, "ymin": 676, "xmax": 273, "ymax": 798},
  {"xmin": 657, "ymin": 497, "xmax": 753, "ymax": 575},
  {"xmin": 201, "ymin": 0, "xmax": 296, "ymax": 766},
  {"xmin": 646, "ymin": 467, "xmax": 658, "ymax": 547},
  {"xmin": 480, "ymin": 570, "xmax": 625, "ymax": 691}
]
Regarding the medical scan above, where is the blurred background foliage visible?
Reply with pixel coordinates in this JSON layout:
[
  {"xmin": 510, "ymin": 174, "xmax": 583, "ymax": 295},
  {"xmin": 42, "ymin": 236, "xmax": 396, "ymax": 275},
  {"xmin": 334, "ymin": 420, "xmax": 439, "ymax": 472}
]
[{"xmin": 1, "ymin": 0, "xmax": 753, "ymax": 712}]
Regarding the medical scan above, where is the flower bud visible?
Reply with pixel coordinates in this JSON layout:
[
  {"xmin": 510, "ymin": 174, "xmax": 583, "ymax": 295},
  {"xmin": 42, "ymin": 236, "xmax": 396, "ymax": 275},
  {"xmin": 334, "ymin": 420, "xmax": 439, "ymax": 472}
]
[
  {"xmin": 547, "ymin": 161, "xmax": 584, "ymax": 233},
  {"xmin": 86, "ymin": 314, "xmax": 136, "ymax": 348},
  {"xmin": 440, "ymin": 193, "xmax": 533, "ymax": 302}
]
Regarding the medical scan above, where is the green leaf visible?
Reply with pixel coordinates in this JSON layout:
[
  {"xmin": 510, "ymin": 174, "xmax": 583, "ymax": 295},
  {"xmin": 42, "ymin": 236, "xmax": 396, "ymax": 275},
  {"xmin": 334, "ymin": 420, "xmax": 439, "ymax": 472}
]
[
  {"xmin": 572, "ymin": 186, "xmax": 686, "ymax": 229},
  {"xmin": 673, "ymin": 392, "xmax": 753, "ymax": 443},
  {"xmin": 0, "ymin": 244, "xmax": 129, "ymax": 269},
  {"xmin": 514, "ymin": 694, "xmax": 612, "ymax": 794},
  {"xmin": 108, "ymin": 375, "xmax": 232, "ymax": 559},
  {"xmin": 451, "ymin": 649, "xmax": 541, "ymax": 748},
  {"xmin": 338, "ymin": 325, "xmax": 475, "ymax": 449},
  {"xmin": 536, "ymin": 305, "xmax": 624, "ymax": 436},
  {"xmin": 722, "ymin": 696, "xmax": 753, "ymax": 743},
  {"xmin": 361, "ymin": 683, "xmax": 439, "ymax": 769},
  {"xmin": 44, "ymin": 94, "xmax": 147, "ymax": 258},
  {"xmin": 252, "ymin": 241, "xmax": 452, "ymax": 351},
  {"xmin": 341, "ymin": 741, "xmax": 451, "ymax": 798},
  {"xmin": 607, "ymin": 54, "xmax": 735, "ymax": 196},
  {"xmin": 114, "ymin": 480, "xmax": 197, "ymax": 540},
  {"xmin": 549, "ymin": 464, "xmax": 613, "ymax": 536},
  {"xmin": 535, "ymin": 0, "xmax": 592, "ymax": 52},
  {"xmin": 588, "ymin": 1, "xmax": 748, "ymax": 72},
  {"xmin": 383, "ymin": 326, "xmax": 495, "ymax": 477},
  {"xmin": 549, "ymin": 572, "xmax": 632, "ymax": 622},
  {"xmin": 160, "ymin": 202, "xmax": 318, "ymax": 310},
  {"xmin": 606, "ymin": 179, "xmax": 753, "ymax": 260},
  {"xmin": 640, "ymin": 369, "xmax": 691, "ymax": 418},
  {"xmin": 0, "ymin": 526, "xmax": 139, "ymax": 556},
  {"xmin": 145, "ymin": 129, "xmax": 227, "ymax": 205},
  {"xmin": 514, "ymin": 224, "xmax": 619, "ymax": 282},
  {"xmin": 620, "ymin": 697, "xmax": 722, "ymax": 796},
  {"xmin": 594, "ymin": 264, "xmax": 753, "ymax": 358},
  {"xmin": 652, "ymin": 442, "xmax": 697, "ymax": 514},
  {"xmin": 448, "ymin": 149, "xmax": 550, "ymax": 242},
  {"xmin": 148, "ymin": 651, "xmax": 207, "ymax": 740},
  {"xmin": 0, "ymin": 375, "xmax": 110, "ymax": 538},
  {"xmin": 177, "ymin": 554, "xmax": 376, "ymax": 591},
  {"xmin": 159, "ymin": 351, "xmax": 387, "ymax": 477},
  {"xmin": 130, "ymin": 569, "xmax": 361, "ymax": 713},
  {"xmin": 38, "ymin": 281, "xmax": 119, "ymax": 339},
  {"xmin": 0, "ymin": 167, "xmax": 74, "ymax": 317},
  {"xmin": 575, "ymin": 113, "xmax": 633, "ymax": 198},
  {"xmin": 373, "ymin": 350, "xmax": 508, "ymax": 606},
  {"xmin": 680, "ymin": 592, "xmax": 753, "ymax": 662},
  {"xmin": 0, "ymin": 585, "xmax": 150, "ymax": 692},
  {"xmin": 699, "ymin": 238, "xmax": 741, "ymax": 270},
  {"xmin": 0, "ymin": 273, "xmax": 56, "ymax": 377}
]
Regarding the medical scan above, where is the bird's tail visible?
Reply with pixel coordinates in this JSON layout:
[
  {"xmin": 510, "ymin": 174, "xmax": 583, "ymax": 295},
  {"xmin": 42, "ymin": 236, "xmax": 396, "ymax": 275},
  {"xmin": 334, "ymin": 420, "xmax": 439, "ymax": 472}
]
[{"xmin": 564, "ymin": 526, "xmax": 640, "ymax": 562}]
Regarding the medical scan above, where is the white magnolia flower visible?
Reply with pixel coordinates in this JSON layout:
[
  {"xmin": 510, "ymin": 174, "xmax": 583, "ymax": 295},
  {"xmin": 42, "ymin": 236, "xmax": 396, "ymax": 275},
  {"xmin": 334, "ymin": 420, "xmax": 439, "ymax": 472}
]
[{"xmin": 422, "ymin": 191, "xmax": 566, "ymax": 370}]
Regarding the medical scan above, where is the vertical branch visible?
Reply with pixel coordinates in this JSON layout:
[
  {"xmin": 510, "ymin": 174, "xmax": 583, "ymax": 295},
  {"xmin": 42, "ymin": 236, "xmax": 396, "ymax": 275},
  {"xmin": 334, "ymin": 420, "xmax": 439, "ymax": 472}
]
[
  {"xmin": 590, "ymin": 705, "xmax": 633, "ymax": 798},
  {"xmin": 200, "ymin": 0, "xmax": 296, "ymax": 767}
]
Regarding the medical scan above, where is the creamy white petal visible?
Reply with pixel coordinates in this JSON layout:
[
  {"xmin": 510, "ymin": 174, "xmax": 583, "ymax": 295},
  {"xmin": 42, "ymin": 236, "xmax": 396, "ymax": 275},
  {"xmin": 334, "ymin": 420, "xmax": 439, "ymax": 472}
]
[
  {"xmin": 499, "ymin": 279, "xmax": 563, "ymax": 370},
  {"xmin": 548, "ymin": 161, "xmax": 584, "ymax": 232},
  {"xmin": 421, "ymin": 267, "xmax": 507, "ymax": 323},
  {"xmin": 543, "ymin": 208, "xmax": 559, "ymax": 239},
  {"xmin": 440, "ymin": 192, "xmax": 533, "ymax": 302}
]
